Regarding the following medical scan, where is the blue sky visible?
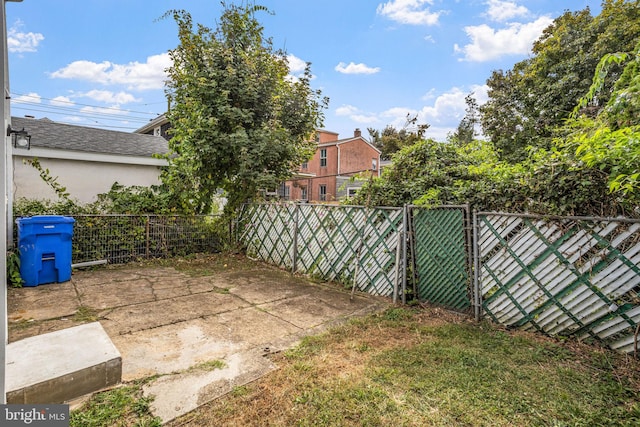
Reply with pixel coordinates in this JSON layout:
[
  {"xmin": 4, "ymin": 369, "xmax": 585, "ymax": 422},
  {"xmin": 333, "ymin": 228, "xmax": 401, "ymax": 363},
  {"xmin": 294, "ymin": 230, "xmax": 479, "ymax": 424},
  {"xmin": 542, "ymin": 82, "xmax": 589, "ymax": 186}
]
[{"xmin": 6, "ymin": 0, "xmax": 601, "ymax": 141}]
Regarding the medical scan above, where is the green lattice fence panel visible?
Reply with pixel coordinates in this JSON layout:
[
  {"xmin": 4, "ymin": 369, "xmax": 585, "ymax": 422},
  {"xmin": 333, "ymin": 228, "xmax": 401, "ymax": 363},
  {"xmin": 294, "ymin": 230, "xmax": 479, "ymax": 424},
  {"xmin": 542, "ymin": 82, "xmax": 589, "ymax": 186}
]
[
  {"xmin": 239, "ymin": 204, "xmax": 296, "ymax": 269},
  {"xmin": 238, "ymin": 203, "xmax": 403, "ymax": 297},
  {"xmin": 412, "ymin": 207, "xmax": 471, "ymax": 311},
  {"xmin": 478, "ymin": 213, "xmax": 640, "ymax": 354},
  {"xmin": 296, "ymin": 205, "xmax": 403, "ymax": 296}
]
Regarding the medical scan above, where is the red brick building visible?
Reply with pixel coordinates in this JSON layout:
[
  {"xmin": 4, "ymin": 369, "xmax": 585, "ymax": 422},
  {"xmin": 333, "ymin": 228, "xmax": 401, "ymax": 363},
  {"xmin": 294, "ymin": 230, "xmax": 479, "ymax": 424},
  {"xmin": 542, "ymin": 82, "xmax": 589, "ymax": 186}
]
[{"xmin": 284, "ymin": 129, "xmax": 381, "ymax": 203}]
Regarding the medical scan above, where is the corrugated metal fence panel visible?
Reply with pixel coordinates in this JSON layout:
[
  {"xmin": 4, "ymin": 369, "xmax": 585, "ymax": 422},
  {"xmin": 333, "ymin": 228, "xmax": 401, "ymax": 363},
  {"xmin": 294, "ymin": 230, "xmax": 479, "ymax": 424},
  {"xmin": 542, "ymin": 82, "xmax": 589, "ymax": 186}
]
[
  {"xmin": 412, "ymin": 207, "xmax": 471, "ymax": 311},
  {"xmin": 239, "ymin": 204, "xmax": 295, "ymax": 269},
  {"xmin": 239, "ymin": 203, "xmax": 403, "ymax": 297},
  {"xmin": 478, "ymin": 213, "xmax": 640, "ymax": 354}
]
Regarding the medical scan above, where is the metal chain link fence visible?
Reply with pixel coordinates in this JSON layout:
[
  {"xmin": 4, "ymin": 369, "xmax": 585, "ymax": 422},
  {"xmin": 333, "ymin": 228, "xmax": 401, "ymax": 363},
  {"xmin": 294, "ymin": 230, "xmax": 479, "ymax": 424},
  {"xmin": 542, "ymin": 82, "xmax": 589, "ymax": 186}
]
[{"xmin": 14, "ymin": 214, "xmax": 227, "ymax": 266}]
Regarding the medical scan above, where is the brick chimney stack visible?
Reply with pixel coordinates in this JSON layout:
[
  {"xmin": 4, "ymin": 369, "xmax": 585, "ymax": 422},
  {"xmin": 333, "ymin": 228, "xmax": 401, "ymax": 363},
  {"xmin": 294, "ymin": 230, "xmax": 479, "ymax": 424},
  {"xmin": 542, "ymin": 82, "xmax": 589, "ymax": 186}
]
[{"xmin": 354, "ymin": 128, "xmax": 361, "ymax": 138}]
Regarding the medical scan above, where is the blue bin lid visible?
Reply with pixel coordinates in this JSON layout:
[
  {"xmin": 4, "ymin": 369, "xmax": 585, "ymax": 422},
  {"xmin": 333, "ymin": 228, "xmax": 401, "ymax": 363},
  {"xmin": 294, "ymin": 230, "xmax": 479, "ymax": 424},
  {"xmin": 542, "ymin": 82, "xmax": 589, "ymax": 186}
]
[{"xmin": 16, "ymin": 215, "xmax": 75, "ymax": 225}]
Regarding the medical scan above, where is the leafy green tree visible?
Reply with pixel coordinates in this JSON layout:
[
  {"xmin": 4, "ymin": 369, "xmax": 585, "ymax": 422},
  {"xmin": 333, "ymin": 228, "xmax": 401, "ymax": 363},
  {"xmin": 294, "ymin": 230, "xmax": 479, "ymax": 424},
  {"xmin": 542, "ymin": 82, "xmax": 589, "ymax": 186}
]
[
  {"xmin": 367, "ymin": 125, "xmax": 421, "ymax": 160},
  {"xmin": 481, "ymin": 1, "xmax": 640, "ymax": 162},
  {"xmin": 564, "ymin": 41, "xmax": 640, "ymax": 207},
  {"xmin": 162, "ymin": 5, "xmax": 327, "ymax": 214},
  {"xmin": 450, "ymin": 93, "xmax": 479, "ymax": 145},
  {"xmin": 479, "ymin": 64, "xmax": 532, "ymax": 161},
  {"xmin": 352, "ymin": 138, "xmax": 525, "ymax": 210}
]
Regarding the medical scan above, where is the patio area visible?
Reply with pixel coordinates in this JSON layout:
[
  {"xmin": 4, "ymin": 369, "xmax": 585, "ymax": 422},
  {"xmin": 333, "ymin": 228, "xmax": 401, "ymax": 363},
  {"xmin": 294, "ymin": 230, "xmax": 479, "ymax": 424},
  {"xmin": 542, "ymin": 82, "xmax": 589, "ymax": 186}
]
[{"xmin": 7, "ymin": 254, "xmax": 390, "ymax": 423}]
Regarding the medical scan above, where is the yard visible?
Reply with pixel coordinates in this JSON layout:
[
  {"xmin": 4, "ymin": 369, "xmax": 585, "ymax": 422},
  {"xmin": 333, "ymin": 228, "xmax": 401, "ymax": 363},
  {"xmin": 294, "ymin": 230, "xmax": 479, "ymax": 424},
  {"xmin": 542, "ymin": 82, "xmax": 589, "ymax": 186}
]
[
  {"xmin": 70, "ymin": 292, "xmax": 640, "ymax": 426},
  {"xmin": 167, "ymin": 307, "xmax": 640, "ymax": 426}
]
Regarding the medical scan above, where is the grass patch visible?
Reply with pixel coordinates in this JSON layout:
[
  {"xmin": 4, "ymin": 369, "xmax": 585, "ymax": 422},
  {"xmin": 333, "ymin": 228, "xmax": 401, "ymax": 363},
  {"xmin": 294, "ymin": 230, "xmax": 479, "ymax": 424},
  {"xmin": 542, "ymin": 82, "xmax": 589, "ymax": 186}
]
[
  {"xmin": 70, "ymin": 382, "xmax": 161, "ymax": 427},
  {"xmin": 73, "ymin": 305, "xmax": 99, "ymax": 323},
  {"xmin": 186, "ymin": 359, "xmax": 227, "ymax": 373},
  {"xmin": 168, "ymin": 307, "xmax": 640, "ymax": 427},
  {"xmin": 9, "ymin": 318, "xmax": 39, "ymax": 331}
]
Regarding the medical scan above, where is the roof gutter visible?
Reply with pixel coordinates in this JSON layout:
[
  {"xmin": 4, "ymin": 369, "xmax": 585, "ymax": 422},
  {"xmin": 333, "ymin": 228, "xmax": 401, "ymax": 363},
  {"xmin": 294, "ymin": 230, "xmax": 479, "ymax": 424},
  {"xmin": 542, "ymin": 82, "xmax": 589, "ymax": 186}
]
[{"xmin": 13, "ymin": 147, "xmax": 168, "ymax": 166}]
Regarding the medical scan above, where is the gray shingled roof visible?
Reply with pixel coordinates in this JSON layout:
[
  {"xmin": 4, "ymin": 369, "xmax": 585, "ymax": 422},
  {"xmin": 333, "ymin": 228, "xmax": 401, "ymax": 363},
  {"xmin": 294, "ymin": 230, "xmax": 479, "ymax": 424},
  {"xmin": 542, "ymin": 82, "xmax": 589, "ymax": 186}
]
[{"xmin": 11, "ymin": 117, "xmax": 169, "ymax": 157}]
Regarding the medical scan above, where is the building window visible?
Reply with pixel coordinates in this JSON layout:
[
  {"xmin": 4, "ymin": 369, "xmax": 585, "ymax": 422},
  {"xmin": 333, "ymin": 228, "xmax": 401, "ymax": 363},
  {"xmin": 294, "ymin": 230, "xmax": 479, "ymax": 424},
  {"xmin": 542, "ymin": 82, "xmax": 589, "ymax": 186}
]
[
  {"xmin": 320, "ymin": 148, "xmax": 327, "ymax": 167},
  {"xmin": 300, "ymin": 186, "xmax": 308, "ymax": 201},
  {"xmin": 319, "ymin": 184, "xmax": 327, "ymax": 201},
  {"xmin": 347, "ymin": 188, "xmax": 358, "ymax": 198},
  {"xmin": 301, "ymin": 161, "xmax": 308, "ymax": 169},
  {"xmin": 284, "ymin": 185, "xmax": 290, "ymax": 200},
  {"xmin": 372, "ymin": 158, "xmax": 378, "ymax": 171}
]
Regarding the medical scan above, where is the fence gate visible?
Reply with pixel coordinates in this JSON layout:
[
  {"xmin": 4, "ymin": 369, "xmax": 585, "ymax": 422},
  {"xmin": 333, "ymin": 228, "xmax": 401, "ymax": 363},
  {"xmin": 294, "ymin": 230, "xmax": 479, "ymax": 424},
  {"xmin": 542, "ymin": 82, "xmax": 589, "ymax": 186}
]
[{"xmin": 411, "ymin": 206, "xmax": 471, "ymax": 311}]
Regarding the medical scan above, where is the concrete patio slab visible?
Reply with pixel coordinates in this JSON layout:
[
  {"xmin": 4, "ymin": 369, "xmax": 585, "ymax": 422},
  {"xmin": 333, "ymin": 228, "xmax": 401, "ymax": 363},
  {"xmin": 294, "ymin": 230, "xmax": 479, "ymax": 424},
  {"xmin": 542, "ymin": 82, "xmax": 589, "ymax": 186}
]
[
  {"xmin": 76, "ymin": 278, "xmax": 156, "ymax": 309},
  {"xmin": 7, "ymin": 256, "xmax": 391, "ymax": 424},
  {"xmin": 8, "ymin": 281, "xmax": 79, "ymax": 322},
  {"xmin": 103, "ymin": 291, "xmax": 252, "ymax": 335}
]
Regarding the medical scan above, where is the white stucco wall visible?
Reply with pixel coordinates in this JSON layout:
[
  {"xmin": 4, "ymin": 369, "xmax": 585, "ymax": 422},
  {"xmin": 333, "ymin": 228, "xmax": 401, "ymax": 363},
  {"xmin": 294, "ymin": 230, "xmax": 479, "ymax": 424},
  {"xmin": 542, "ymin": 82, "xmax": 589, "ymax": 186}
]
[{"xmin": 13, "ymin": 153, "xmax": 166, "ymax": 204}]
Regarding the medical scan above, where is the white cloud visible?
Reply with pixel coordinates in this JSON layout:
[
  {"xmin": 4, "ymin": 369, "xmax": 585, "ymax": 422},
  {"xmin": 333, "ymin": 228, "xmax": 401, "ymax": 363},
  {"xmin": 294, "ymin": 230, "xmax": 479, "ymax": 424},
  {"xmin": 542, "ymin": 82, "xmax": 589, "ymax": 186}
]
[
  {"xmin": 80, "ymin": 105, "xmax": 125, "ymax": 116},
  {"xmin": 455, "ymin": 16, "xmax": 553, "ymax": 62},
  {"xmin": 352, "ymin": 114, "xmax": 380, "ymax": 123},
  {"xmin": 286, "ymin": 54, "xmax": 314, "ymax": 82},
  {"xmin": 50, "ymin": 53, "xmax": 171, "ymax": 90},
  {"xmin": 7, "ymin": 21, "xmax": 44, "ymax": 53},
  {"xmin": 419, "ymin": 85, "xmax": 488, "ymax": 124},
  {"xmin": 79, "ymin": 90, "xmax": 140, "ymax": 104},
  {"xmin": 50, "ymin": 96, "xmax": 73, "ymax": 107},
  {"xmin": 336, "ymin": 104, "xmax": 360, "ymax": 117},
  {"xmin": 485, "ymin": 0, "xmax": 529, "ymax": 22},
  {"xmin": 287, "ymin": 54, "xmax": 307, "ymax": 73},
  {"xmin": 335, "ymin": 85, "xmax": 489, "ymax": 142},
  {"xmin": 373, "ymin": 85, "xmax": 489, "ymax": 141},
  {"xmin": 62, "ymin": 116, "xmax": 84, "ymax": 123},
  {"xmin": 12, "ymin": 92, "xmax": 41, "ymax": 104},
  {"xmin": 419, "ymin": 87, "xmax": 467, "ymax": 123},
  {"xmin": 335, "ymin": 104, "xmax": 380, "ymax": 124},
  {"xmin": 335, "ymin": 62, "xmax": 381, "ymax": 75},
  {"xmin": 421, "ymin": 88, "xmax": 437, "ymax": 101},
  {"xmin": 471, "ymin": 84, "xmax": 489, "ymax": 105},
  {"xmin": 376, "ymin": 0, "xmax": 441, "ymax": 26}
]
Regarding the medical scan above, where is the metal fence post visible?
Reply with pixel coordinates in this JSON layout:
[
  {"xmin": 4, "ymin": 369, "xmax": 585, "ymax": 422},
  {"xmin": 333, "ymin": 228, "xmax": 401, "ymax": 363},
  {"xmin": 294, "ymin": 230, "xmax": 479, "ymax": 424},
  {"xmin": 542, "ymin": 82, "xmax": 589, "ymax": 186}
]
[
  {"xmin": 292, "ymin": 203, "xmax": 299, "ymax": 273},
  {"xmin": 472, "ymin": 210, "xmax": 481, "ymax": 322},
  {"xmin": 402, "ymin": 204, "xmax": 408, "ymax": 304},
  {"xmin": 393, "ymin": 230, "xmax": 401, "ymax": 304},
  {"xmin": 145, "ymin": 215, "xmax": 150, "ymax": 259}
]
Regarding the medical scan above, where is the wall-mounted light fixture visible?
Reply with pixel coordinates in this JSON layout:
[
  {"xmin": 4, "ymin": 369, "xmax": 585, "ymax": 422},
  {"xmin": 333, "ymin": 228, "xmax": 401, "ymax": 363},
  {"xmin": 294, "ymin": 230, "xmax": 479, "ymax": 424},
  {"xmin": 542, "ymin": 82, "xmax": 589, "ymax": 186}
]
[{"xmin": 6, "ymin": 125, "xmax": 30, "ymax": 150}]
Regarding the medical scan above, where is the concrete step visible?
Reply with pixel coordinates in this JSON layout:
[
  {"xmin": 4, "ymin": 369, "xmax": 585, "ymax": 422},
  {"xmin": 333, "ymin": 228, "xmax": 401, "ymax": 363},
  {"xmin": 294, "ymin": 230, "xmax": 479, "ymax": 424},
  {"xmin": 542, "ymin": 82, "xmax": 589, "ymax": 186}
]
[{"xmin": 6, "ymin": 322, "xmax": 121, "ymax": 404}]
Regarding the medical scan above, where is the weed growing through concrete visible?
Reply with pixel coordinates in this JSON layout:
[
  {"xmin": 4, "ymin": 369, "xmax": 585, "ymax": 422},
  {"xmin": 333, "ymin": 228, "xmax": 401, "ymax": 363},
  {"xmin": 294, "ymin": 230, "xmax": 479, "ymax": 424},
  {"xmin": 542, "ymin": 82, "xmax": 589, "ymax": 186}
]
[
  {"xmin": 188, "ymin": 360, "xmax": 227, "ymax": 373},
  {"xmin": 73, "ymin": 305, "xmax": 99, "ymax": 323}
]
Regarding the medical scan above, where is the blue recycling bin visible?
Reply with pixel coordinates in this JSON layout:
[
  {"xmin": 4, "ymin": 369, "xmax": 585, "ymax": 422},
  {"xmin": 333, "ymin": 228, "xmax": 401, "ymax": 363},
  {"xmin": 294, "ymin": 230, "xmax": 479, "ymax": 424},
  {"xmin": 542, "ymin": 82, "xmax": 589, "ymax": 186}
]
[{"xmin": 16, "ymin": 215, "xmax": 75, "ymax": 287}]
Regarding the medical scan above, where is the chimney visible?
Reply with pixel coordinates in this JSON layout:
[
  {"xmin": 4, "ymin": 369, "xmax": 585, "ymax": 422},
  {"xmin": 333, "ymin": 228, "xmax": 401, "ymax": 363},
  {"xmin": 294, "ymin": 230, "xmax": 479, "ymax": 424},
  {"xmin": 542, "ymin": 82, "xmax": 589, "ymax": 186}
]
[{"xmin": 354, "ymin": 128, "xmax": 361, "ymax": 138}]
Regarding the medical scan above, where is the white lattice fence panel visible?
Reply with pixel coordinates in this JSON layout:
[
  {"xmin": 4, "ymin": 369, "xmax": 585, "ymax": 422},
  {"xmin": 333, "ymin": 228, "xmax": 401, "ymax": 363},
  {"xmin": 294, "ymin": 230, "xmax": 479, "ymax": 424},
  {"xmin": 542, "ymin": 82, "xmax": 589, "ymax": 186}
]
[
  {"xmin": 239, "ymin": 204, "xmax": 403, "ymax": 297},
  {"xmin": 478, "ymin": 213, "xmax": 640, "ymax": 354},
  {"xmin": 239, "ymin": 204, "xmax": 295, "ymax": 269}
]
